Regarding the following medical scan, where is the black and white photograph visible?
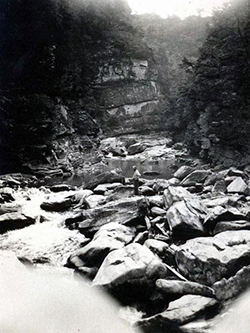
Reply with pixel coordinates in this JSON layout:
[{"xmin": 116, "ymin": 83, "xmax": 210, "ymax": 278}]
[{"xmin": 0, "ymin": 0, "xmax": 250, "ymax": 332}]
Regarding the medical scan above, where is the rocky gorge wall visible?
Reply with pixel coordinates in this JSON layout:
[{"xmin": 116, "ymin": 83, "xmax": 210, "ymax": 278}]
[
  {"xmin": 96, "ymin": 58, "xmax": 165, "ymax": 135},
  {"xmin": 0, "ymin": 0, "xmax": 168, "ymax": 174}
]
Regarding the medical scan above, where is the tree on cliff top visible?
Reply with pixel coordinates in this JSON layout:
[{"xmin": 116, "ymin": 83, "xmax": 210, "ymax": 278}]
[
  {"xmin": 177, "ymin": 0, "xmax": 250, "ymax": 164},
  {"xmin": 0, "ymin": 0, "xmax": 150, "ymax": 97}
]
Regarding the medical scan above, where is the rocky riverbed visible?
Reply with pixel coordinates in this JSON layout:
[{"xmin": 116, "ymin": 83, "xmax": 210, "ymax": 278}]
[{"xmin": 1, "ymin": 160, "xmax": 250, "ymax": 332}]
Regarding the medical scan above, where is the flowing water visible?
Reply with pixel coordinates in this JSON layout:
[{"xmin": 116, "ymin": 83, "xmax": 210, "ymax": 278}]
[
  {"xmin": 0, "ymin": 186, "xmax": 144, "ymax": 331},
  {"xmin": 0, "ymin": 187, "xmax": 86, "ymax": 266}
]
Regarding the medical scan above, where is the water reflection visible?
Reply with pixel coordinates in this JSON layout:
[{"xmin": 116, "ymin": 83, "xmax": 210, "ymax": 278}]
[{"xmin": 106, "ymin": 158, "xmax": 177, "ymax": 179}]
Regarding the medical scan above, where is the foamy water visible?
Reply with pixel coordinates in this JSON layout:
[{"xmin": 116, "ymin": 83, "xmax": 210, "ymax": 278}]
[{"xmin": 0, "ymin": 187, "xmax": 86, "ymax": 266}]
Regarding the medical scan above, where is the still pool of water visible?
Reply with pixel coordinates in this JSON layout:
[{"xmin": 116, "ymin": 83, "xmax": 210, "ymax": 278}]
[{"xmin": 106, "ymin": 158, "xmax": 178, "ymax": 179}]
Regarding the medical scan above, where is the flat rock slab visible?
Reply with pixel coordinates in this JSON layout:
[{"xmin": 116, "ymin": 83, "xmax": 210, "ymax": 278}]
[
  {"xmin": 213, "ymin": 220, "xmax": 250, "ymax": 235},
  {"xmin": 85, "ymin": 195, "xmax": 106, "ymax": 209},
  {"xmin": 156, "ymin": 279, "xmax": 215, "ymax": 298},
  {"xmin": 40, "ymin": 198, "xmax": 72, "ymax": 212},
  {"xmin": 50, "ymin": 184, "xmax": 72, "ymax": 192},
  {"xmin": 176, "ymin": 230, "xmax": 250, "ymax": 285},
  {"xmin": 181, "ymin": 170, "xmax": 212, "ymax": 187},
  {"xmin": 79, "ymin": 197, "xmax": 149, "ymax": 234},
  {"xmin": 0, "ymin": 212, "xmax": 35, "ymax": 233},
  {"xmin": 93, "ymin": 183, "xmax": 123, "ymax": 195},
  {"xmin": 136, "ymin": 295, "xmax": 220, "ymax": 333}
]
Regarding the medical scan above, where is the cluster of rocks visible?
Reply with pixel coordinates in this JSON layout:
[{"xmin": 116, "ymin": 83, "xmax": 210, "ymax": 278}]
[
  {"xmin": 99, "ymin": 134, "xmax": 187, "ymax": 161},
  {"xmin": 1, "ymin": 164, "xmax": 250, "ymax": 332}
]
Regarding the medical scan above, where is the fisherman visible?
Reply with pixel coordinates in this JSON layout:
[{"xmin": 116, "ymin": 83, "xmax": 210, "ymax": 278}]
[{"xmin": 132, "ymin": 165, "xmax": 141, "ymax": 195}]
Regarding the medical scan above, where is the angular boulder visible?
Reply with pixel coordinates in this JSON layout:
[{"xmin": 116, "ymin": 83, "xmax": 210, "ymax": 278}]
[
  {"xmin": 227, "ymin": 177, "xmax": 248, "ymax": 195},
  {"xmin": 166, "ymin": 201, "xmax": 205, "ymax": 239},
  {"xmin": 85, "ymin": 195, "xmax": 106, "ymax": 209},
  {"xmin": 128, "ymin": 143, "xmax": 146, "ymax": 155},
  {"xmin": 40, "ymin": 197, "xmax": 72, "ymax": 212},
  {"xmin": 213, "ymin": 220, "xmax": 250, "ymax": 235},
  {"xmin": 156, "ymin": 279, "xmax": 215, "ymax": 298},
  {"xmin": 213, "ymin": 265, "xmax": 250, "ymax": 301},
  {"xmin": 136, "ymin": 295, "xmax": 220, "ymax": 333},
  {"xmin": 0, "ymin": 212, "xmax": 35, "ymax": 234},
  {"xmin": 203, "ymin": 206, "xmax": 247, "ymax": 231},
  {"xmin": 139, "ymin": 185, "xmax": 155, "ymax": 196},
  {"xmin": 175, "ymin": 230, "xmax": 250, "ymax": 285},
  {"xmin": 174, "ymin": 166, "xmax": 194, "ymax": 181},
  {"xmin": 106, "ymin": 186, "xmax": 134, "ymax": 201},
  {"xmin": 151, "ymin": 206, "xmax": 167, "ymax": 217},
  {"xmin": 181, "ymin": 170, "xmax": 212, "ymax": 187},
  {"xmin": 92, "ymin": 243, "xmax": 167, "ymax": 302},
  {"xmin": 78, "ymin": 197, "xmax": 149, "ymax": 234},
  {"xmin": 68, "ymin": 223, "xmax": 135, "ymax": 267},
  {"xmin": 163, "ymin": 186, "xmax": 194, "ymax": 208},
  {"xmin": 93, "ymin": 183, "xmax": 122, "ymax": 195}
]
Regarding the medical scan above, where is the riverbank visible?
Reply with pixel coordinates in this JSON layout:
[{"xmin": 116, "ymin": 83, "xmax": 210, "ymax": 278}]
[{"xmin": 1, "ymin": 162, "xmax": 250, "ymax": 332}]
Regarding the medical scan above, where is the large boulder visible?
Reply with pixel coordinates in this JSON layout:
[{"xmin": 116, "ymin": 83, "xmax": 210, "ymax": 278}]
[
  {"xmin": 201, "ymin": 195, "xmax": 243, "ymax": 209},
  {"xmin": 93, "ymin": 183, "xmax": 123, "ymax": 195},
  {"xmin": 144, "ymin": 239, "xmax": 175, "ymax": 265},
  {"xmin": 174, "ymin": 166, "xmax": 194, "ymax": 181},
  {"xmin": 175, "ymin": 230, "xmax": 250, "ymax": 285},
  {"xmin": 227, "ymin": 177, "xmax": 248, "ymax": 195},
  {"xmin": 0, "ymin": 203, "xmax": 22, "ymax": 215},
  {"xmin": 180, "ymin": 170, "xmax": 212, "ymax": 187},
  {"xmin": 148, "ymin": 195, "xmax": 164, "ymax": 208},
  {"xmin": 67, "ymin": 223, "xmax": 135, "ymax": 267},
  {"xmin": 136, "ymin": 295, "xmax": 220, "ymax": 333},
  {"xmin": 84, "ymin": 169, "xmax": 125, "ymax": 190},
  {"xmin": 0, "ymin": 212, "xmax": 35, "ymax": 233},
  {"xmin": 213, "ymin": 220, "xmax": 250, "ymax": 235},
  {"xmin": 213, "ymin": 264, "xmax": 250, "ymax": 301},
  {"xmin": 128, "ymin": 143, "xmax": 146, "ymax": 155},
  {"xmin": 92, "ymin": 243, "xmax": 167, "ymax": 302},
  {"xmin": 106, "ymin": 186, "xmax": 134, "ymax": 201},
  {"xmin": 203, "ymin": 206, "xmax": 247, "ymax": 231},
  {"xmin": 166, "ymin": 200, "xmax": 206, "ymax": 239},
  {"xmin": 139, "ymin": 185, "xmax": 155, "ymax": 196},
  {"xmin": 77, "ymin": 197, "xmax": 149, "ymax": 235},
  {"xmin": 85, "ymin": 195, "xmax": 106, "ymax": 209},
  {"xmin": 40, "ymin": 197, "xmax": 72, "ymax": 212},
  {"xmin": 50, "ymin": 184, "xmax": 72, "ymax": 192},
  {"xmin": 163, "ymin": 186, "xmax": 194, "ymax": 208}
]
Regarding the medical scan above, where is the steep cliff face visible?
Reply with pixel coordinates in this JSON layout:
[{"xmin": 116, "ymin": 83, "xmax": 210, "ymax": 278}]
[
  {"xmin": 96, "ymin": 58, "xmax": 165, "ymax": 135},
  {"xmin": 177, "ymin": 0, "xmax": 250, "ymax": 167},
  {"xmin": 0, "ymin": 0, "xmax": 158, "ymax": 173}
]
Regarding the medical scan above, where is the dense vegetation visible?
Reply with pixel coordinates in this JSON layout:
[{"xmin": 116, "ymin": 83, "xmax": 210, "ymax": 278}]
[
  {"xmin": 0, "ymin": 0, "xmax": 249, "ymax": 172},
  {"xmin": 0, "ymin": 0, "xmax": 151, "ymax": 172},
  {"xmin": 176, "ymin": 0, "xmax": 250, "ymax": 166}
]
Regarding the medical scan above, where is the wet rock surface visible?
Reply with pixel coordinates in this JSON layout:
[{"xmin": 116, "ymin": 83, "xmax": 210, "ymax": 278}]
[{"xmin": 1, "ymin": 163, "xmax": 250, "ymax": 332}]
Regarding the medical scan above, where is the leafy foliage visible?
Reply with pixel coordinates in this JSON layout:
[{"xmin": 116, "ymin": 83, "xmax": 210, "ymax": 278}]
[{"xmin": 177, "ymin": 0, "xmax": 250, "ymax": 164}]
